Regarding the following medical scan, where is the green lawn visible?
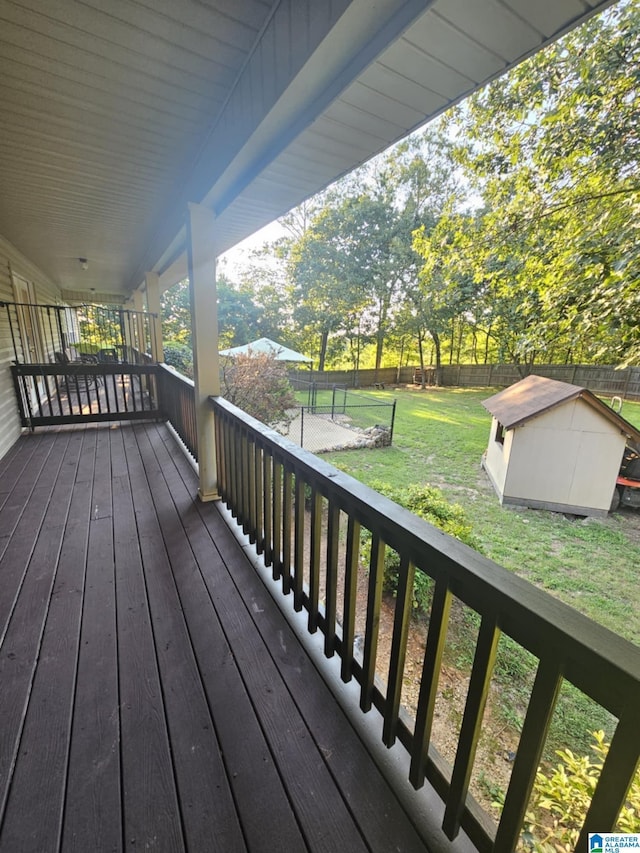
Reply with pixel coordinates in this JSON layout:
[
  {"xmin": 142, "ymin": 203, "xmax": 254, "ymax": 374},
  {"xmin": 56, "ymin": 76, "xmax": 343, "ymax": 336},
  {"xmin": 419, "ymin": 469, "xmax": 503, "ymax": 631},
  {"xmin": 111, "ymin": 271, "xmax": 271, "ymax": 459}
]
[{"xmin": 323, "ymin": 386, "xmax": 640, "ymax": 646}]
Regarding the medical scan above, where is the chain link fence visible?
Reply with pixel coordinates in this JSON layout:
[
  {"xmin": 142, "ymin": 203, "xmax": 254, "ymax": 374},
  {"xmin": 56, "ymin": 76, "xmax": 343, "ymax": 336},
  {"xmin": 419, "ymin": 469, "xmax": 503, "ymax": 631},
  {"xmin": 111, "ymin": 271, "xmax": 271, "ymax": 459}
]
[{"xmin": 287, "ymin": 379, "xmax": 396, "ymax": 452}]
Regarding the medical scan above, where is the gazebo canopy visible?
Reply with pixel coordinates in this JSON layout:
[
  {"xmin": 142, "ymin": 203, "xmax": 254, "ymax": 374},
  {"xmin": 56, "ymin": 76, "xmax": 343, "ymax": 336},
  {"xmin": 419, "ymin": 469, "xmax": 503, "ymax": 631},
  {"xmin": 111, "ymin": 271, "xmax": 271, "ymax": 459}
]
[{"xmin": 219, "ymin": 337, "xmax": 312, "ymax": 364}]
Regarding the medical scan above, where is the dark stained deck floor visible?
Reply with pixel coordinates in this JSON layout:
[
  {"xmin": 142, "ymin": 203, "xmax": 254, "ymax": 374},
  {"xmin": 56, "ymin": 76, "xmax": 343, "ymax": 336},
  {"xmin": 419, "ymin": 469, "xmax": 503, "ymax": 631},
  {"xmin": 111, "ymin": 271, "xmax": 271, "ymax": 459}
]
[{"xmin": 0, "ymin": 421, "xmax": 429, "ymax": 853}]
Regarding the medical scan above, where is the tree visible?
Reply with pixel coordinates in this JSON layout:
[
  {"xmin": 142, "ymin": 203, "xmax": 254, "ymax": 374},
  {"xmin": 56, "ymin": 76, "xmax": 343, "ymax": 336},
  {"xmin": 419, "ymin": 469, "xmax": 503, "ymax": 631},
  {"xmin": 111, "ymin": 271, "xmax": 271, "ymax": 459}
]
[
  {"xmin": 446, "ymin": 0, "xmax": 640, "ymax": 366},
  {"xmin": 412, "ymin": 216, "xmax": 471, "ymax": 383},
  {"xmin": 386, "ymin": 132, "xmax": 476, "ymax": 382},
  {"xmin": 220, "ymin": 351, "xmax": 298, "ymax": 428},
  {"xmin": 161, "ymin": 279, "xmax": 192, "ymax": 346},
  {"xmin": 281, "ymin": 130, "xmax": 460, "ymax": 372},
  {"xmin": 216, "ymin": 273, "xmax": 261, "ymax": 348},
  {"xmin": 162, "ymin": 341, "xmax": 193, "ymax": 377},
  {"xmin": 287, "ymin": 204, "xmax": 367, "ymax": 370},
  {"xmin": 161, "ymin": 273, "xmax": 263, "ymax": 359}
]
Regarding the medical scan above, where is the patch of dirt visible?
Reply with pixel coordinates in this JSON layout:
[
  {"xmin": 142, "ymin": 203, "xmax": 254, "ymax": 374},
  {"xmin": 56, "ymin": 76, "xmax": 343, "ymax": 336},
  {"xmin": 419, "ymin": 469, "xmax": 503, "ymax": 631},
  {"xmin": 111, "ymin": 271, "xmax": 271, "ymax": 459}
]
[
  {"xmin": 608, "ymin": 506, "xmax": 640, "ymax": 546},
  {"xmin": 369, "ymin": 588, "xmax": 519, "ymax": 817},
  {"xmin": 302, "ymin": 507, "xmax": 518, "ymax": 820},
  {"xmin": 299, "ymin": 489, "xmax": 640, "ymax": 820}
]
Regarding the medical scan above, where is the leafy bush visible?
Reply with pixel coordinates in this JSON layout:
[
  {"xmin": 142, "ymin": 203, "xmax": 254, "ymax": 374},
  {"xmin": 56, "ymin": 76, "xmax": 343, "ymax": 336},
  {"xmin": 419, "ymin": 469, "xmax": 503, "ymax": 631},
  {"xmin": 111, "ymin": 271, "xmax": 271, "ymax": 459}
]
[
  {"xmin": 74, "ymin": 342, "xmax": 99, "ymax": 355},
  {"xmin": 363, "ymin": 481, "xmax": 480, "ymax": 613},
  {"xmin": 163, "ymin": 340, "xmax": 193, "ymax": 378},
  {"xmin": 523, "ymin": 730, "xmax": 640, "ymax": 852},
  {"xmin": 221, "ymin": 351, "xmax": 298, "ymax": 429}
]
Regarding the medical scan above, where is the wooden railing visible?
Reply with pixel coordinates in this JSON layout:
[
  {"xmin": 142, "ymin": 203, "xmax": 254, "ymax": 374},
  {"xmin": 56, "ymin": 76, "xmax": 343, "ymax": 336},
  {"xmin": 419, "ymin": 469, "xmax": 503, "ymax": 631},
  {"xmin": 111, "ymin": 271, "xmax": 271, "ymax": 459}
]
[
  {"xmin": 11, "ymin": 362, "xmax": 161, "ymax": 427},
  {"xmin": 10, "ymin": 361, "xmax": 198, "ymax": 461},
  {"xmin": 212, "ymin": 395, "xmax": 640, "ymax": 853},
  {"xmin": 157, "ymin": 364, "xmax": 198, "ymax": 461}
]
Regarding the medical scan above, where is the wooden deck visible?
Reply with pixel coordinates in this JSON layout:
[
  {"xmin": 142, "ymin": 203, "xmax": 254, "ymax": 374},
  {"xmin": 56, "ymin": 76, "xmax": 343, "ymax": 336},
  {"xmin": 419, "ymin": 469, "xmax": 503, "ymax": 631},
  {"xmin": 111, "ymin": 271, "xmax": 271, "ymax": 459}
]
[{"xmin": 0, "ymin": 421, "xmax": 429, "ymax": 853}]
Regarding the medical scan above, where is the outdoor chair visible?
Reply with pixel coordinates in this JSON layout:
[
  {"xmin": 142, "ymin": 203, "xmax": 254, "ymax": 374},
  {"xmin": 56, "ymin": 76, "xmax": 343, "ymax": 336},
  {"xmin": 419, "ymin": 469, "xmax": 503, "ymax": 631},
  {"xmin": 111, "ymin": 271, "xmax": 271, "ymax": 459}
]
[
  {"xmin": 54, "ymin": 350, "xmax": 102, "ymax": 389},
  {"xmin": 98, "ymin": 347, "xmax": 119, "ymax": 363}
]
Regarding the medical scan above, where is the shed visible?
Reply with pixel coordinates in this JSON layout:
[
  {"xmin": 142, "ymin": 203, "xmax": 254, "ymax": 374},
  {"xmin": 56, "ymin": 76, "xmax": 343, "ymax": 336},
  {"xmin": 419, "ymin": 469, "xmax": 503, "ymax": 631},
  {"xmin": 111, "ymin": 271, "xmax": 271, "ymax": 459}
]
[{"xmin": 481, "ymin": 375, "xmax": 640, "ymax": 517}]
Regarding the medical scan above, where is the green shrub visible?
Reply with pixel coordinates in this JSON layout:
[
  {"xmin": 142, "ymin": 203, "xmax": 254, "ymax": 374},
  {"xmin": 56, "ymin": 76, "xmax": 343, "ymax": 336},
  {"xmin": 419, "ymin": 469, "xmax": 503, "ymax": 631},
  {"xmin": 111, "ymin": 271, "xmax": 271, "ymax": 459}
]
[
  {"xmin": 163, "ymin": 340, "xmax": 193, "ymax": 378},
  {"xmin": 523, "ymin": 730, "xmax": 640, "ymax": 852},
  {"xmin": 363, "ymin": 481, "xmax": 480, "ymax": 614},
  {"xmin": 74, "ymin": 342, "xmax": 99, "ymax": 355},
  {"xmin": 221, "ymin": 351, "xmax": 298, "ymax": 429}
]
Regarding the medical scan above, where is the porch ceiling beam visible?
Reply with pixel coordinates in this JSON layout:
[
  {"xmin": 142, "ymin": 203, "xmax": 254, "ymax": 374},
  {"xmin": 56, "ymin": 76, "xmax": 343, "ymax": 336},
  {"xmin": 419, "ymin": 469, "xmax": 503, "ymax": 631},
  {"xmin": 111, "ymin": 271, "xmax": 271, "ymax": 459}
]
[{"xmin": 139, "ymin": 0, "xmax": 435, "ymax": 290}]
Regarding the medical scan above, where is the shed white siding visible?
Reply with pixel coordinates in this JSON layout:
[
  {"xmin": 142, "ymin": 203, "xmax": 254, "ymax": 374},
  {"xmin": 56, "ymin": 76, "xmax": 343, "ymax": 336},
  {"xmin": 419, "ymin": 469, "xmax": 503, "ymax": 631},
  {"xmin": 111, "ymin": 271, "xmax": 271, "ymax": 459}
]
[
  {"xmin": 491, "ymin": 398, "xmax": 626, "ymax": 516},
  {"xmin": 483, "ymin": 416, "xmax": 510, "ymax": 495}
]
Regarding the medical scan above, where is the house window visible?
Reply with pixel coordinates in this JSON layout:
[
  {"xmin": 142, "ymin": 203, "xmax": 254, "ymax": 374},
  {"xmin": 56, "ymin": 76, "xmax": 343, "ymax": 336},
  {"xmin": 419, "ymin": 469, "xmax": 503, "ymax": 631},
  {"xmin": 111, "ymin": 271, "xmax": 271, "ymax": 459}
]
[{"xmin": 495, "ymin": 421, "xmax": 505, "ymax": 445}]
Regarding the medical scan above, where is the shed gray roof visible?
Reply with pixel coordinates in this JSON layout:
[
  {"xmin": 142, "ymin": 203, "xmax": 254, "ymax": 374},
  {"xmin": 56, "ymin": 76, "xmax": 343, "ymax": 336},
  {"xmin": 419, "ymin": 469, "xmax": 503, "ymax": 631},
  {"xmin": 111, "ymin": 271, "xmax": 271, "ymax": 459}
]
[{"xmin": 482, "ymin": 374, "xmax": 640, "ymax": 442}]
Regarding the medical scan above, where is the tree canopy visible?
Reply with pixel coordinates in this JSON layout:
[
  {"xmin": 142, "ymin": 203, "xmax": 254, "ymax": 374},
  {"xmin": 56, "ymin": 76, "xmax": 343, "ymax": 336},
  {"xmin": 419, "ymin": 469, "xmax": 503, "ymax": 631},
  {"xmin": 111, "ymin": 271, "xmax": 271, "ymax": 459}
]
[{"xmin": 439, "ymin": 0, "xmax": 640, "ymax": 367}]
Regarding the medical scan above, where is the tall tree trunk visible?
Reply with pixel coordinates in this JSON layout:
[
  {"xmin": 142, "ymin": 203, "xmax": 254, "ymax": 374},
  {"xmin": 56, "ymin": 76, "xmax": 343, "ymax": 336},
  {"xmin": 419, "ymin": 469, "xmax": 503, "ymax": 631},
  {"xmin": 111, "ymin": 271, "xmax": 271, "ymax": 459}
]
[
  {"xmin": 430, "ymin": 330, "xmax": 442, "ymax": 386},
  {"xmin": 484, "ymin": 324, "xmax": 493, "ymax": 364},
  {"xmin": 318, "ymin": 330, "xmax": 329, "ymax": 372},
  {"xmin": 418, "ymin": 333, "xmax": 426, "ymax": 389},
  {"xmin": 375, "ymin": 328, "xmax": 384, "ymax": 376},
  {"xmin": 456, "ymin": 318, "xmax": 464, "ymax": 364},
  {"xmin": 375, "ymin": 296, "xmax": 391, "ymax": 378},
  {"xmin": 449, "ymin": 319, "xmax": 455, "ymax": 364},
  {"xmin": 397, "ymin": 337, "xmax": 405, "ymax": 384}
]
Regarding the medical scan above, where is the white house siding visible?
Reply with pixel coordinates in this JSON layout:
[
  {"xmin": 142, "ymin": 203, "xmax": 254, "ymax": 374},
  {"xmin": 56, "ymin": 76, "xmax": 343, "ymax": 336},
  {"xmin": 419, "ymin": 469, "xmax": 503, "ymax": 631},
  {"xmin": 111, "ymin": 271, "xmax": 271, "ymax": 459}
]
[
  {"xmin": 0, "ymin": 235, "xmax": 60, "ymax": 462},
  {"xmin": 501, "ymin": 398, "xmax": 625, "ymax": 515},
  {"xmin": 483, "ymin": 416, "xmax": 511, "ymax": 496}
]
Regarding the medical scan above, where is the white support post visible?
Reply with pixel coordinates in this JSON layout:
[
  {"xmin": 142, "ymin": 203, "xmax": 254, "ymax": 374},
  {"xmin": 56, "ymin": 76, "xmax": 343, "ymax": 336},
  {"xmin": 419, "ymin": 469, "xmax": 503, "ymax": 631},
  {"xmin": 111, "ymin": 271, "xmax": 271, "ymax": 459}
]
[
  {"xmin": 144, "ymin": 271, "xmax": 164, "ymax": 363},
  {"xmin": 187, "ymin": 202, "xmax": 220, "ymax": 502}
]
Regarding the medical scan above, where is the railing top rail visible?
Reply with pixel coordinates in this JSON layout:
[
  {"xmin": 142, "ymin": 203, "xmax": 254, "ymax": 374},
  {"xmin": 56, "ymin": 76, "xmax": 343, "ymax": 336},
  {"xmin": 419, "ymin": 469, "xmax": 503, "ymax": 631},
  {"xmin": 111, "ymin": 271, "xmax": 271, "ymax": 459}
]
[
  {"xmin": 159, "ymin": 362, "xmax": 195, "ymax": 388},
  {"xmin": 211, "ymin": 395, "xmax": 640, "ymax": 714},
  {"xmin": 13, "ymin": 363, "xmax": 157, "ymax": 375},
  {"xmin": 1, "ymin": 299, "xmax": 63, "ymax": 310},
  {"xmin": 301, "ymin": 402, "xmax": 393, "ymax": 410},
  {"xmin": 0, "ymin": 298, "xmax": 156, "ymax": 316}
]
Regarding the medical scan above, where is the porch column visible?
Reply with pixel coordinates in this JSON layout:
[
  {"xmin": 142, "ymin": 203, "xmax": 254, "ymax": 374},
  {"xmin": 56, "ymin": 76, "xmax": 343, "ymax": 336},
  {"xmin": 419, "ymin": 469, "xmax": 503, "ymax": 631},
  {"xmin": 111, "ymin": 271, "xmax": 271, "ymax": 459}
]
[
  {"xmin": 187, "ymin": 202, "xmax": 220, "ymax": 502},
  {"xmin": 144, "ymin": 271, "xmax": 164, "ymax": 363}
]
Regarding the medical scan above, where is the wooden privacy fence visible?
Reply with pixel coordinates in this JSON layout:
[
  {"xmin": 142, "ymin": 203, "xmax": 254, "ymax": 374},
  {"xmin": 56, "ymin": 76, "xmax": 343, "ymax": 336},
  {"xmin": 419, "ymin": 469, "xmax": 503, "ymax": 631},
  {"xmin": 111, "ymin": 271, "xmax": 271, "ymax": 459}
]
[
  {"xmin": 295, "ymin": 364, "xmax": 640, "ymax": 399},
  {"xmin": 435, "ymin": 364, "xmax": 640, "ymax": 399},
  {"xmin": 212, "ymin": 395, "xmax": 640, "ymax": 853}
]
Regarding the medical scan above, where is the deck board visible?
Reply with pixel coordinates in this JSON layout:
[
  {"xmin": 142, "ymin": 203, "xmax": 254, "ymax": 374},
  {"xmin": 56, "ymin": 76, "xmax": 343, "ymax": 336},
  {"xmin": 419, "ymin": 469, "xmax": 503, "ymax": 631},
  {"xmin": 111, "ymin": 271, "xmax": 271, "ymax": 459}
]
[
  {"xmin": 129, "ymin": 423, "xmax": 306, "ymax": 853},
  {"xmin": 121, "ymin": 425, "xmax": 246, "ymax": 853},
  {"xmin": 111, "ymin": 426, "xmax": 186, "ymax": 853},
  {"xmin": 0, "ymin": 422, "xmax": 429, "ymax": 853},
  {"xmin": 140, "ymin": 424, "xmax": 364, "ymax": 853},
  {"xmin": 63, "ymin": 427, "xmax": 121, "ymax": 852},
  {"xmin": 0, "ymin": 428, "xmax": 92, "ymax": 852}
]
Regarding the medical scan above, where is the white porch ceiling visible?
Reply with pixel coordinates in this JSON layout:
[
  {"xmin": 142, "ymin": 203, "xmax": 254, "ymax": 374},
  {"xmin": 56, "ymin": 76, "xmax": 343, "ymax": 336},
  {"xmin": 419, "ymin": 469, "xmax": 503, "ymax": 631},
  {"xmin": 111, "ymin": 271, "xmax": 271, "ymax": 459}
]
[{"xmin": 0, "ymin": 0, "xmax": 616, "ymax": 299}]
